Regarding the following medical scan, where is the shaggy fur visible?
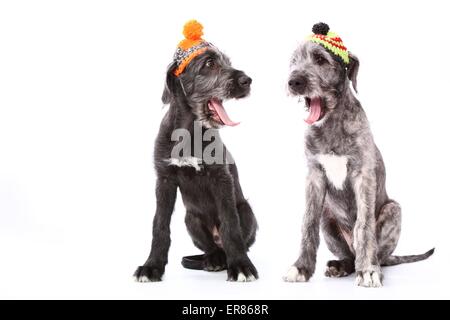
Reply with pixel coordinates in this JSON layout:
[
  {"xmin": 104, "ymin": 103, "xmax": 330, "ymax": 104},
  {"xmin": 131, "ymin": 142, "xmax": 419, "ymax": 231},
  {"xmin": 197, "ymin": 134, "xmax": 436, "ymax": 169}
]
[
  {"xmin": 134, "ymin": 47, "xmax": 258, "ymax": 282},
  {"xmin": 283, "ymin": 41, "xmax": 434, "ymax": 287}
]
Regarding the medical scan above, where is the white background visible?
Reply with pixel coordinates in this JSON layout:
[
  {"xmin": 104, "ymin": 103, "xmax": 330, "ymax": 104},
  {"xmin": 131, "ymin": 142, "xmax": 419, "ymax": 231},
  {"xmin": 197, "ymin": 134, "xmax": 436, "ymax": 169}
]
[{"xmin": 0, "ymin": 0, "xmax": 449, "ymax": 299}]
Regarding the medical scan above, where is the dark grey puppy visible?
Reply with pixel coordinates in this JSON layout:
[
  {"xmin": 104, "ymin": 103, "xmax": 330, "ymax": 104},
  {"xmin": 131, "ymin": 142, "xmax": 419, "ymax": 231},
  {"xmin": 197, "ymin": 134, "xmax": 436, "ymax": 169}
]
[
  {"xmin": 134, "ymin": 25, "xmax": 258, "ymax": 282},
  {"xmin": 283, "ymin": 23, "xmax": 434, "ymax": 287}
]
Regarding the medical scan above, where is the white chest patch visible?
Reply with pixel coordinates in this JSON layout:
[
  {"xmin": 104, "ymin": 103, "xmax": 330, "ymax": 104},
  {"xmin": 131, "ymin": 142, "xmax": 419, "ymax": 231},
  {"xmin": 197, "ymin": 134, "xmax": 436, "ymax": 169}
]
[
  {"xmin": 166, "ymin": 157, "xmax": 202, "ymax": 171},
  {"xmin": 317, "ymin": 154, "xmax": 348, "ymax": 190}
]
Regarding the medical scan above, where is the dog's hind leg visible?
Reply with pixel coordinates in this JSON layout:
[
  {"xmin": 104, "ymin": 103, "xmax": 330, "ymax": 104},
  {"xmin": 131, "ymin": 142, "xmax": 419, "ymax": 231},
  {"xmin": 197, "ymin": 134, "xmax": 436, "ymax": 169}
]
[
  {"xmin": 236, "ymin": 201, "xmax": 257, "ymax": 248},
  {"xmin": 229, "ymin": 163, "xmax": 258, "ymax": 249},
  {"xmin": 377, "ymin": 201, "xmax": 435, "ymax": 266},
  {"xmin": 376, "ymin": 201, "xmax": 402, "ymax": 264},
  {"xmin": 325, "ymin": 259, "xmax": 355, "ymax": 278},
  {"xmin": 321, "ymin": 208, "xmax": 355, "ymax": 277},
  {"xmin": 183, "ymin": 212, "xmax": 227, "ymax": 272},
  {"xmin": 185, "ymin": 211, "xmax": 218, "ymax": 252}
]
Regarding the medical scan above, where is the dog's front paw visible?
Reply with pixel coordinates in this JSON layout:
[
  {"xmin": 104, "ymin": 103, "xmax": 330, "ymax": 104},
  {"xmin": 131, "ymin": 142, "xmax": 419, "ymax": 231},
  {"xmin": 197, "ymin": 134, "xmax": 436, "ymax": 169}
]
[
  {"xmin": 227, "ymin": 257, "xmax": 258, "ymax": 282},
  {"xmin": 283, "ymin": 265, "xmax": 312, "ymax": 282},
  {"xmin": 355, "ymin": 270, "xmax": 383, "ymax": 288},
  {"xmin": 133, "ymin": 265, "xmax": 164, "ymax": 282}
]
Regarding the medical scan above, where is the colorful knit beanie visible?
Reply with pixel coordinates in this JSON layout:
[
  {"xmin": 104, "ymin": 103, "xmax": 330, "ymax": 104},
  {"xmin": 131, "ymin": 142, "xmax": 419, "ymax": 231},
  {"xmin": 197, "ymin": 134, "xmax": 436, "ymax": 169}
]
[
  {"xmin": 307, "ymin": 22, "xmax": 349, "ymax": 65},
  {"xmin": 173, "ymin": 20, "xmax": 211, "ymax": 77}
]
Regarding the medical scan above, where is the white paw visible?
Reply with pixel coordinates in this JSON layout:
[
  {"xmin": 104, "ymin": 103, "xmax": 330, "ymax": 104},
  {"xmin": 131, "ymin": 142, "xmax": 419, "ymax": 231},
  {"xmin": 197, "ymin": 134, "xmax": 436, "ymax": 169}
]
[
  {"xmin": 283, "ymin": 266, "xmax": 307, "ymax": 282},
  {"xmin": 236, "ymin": 272, "xmax": 256, "ymax": 282},
  {"xmin": 356, "ymin": 271, "xmax": 383, "ymax": 288},
  {"xmin": 135, "ymin": 275, "xmax": 150, "ymax": 283}
]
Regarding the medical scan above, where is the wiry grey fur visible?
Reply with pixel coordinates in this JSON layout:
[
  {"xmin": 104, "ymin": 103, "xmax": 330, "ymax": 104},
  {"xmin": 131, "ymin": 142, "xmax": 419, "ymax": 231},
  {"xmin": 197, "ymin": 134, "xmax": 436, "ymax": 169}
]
[
  {"xmin": 283, "ymin": 41, "xmax": 434, "ymax": 287},
  {"xmin": 134, "ymin": 47, "xmax": 258, "ymax": 282}
]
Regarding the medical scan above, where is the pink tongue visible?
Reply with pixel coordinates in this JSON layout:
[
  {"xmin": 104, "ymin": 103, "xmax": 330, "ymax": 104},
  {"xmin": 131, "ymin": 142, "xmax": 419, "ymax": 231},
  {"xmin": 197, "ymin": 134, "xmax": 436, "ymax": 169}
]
[
  {"xmin": 304, "ymin": 97, "xmax": 322, "ymax": 125},
  {"xmin": 209, "ymin": 98, "xmax": 240, "ymax": 127}
]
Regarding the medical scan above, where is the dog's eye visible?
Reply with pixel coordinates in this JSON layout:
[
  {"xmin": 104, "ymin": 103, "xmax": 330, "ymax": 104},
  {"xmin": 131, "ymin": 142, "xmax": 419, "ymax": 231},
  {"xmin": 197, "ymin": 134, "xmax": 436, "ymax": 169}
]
[
  {"xmin": 205, "ymin": 59, "xmax": 215, "ymax": 68},
  {"xmin": 313, "ymin": 53, "xmax": 327, "ymax": 65}
]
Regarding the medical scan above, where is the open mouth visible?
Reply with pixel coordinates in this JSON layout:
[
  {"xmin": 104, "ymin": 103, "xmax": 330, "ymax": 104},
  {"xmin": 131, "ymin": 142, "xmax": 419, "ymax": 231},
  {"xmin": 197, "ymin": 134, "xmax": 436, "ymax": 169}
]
[
  {"xmin": 304, "ymin": 97, "xmax": 325, "ymax": 125},
  {"xmin": 207, "ymin": 98, "xmax": 240, "ymax": 127}
]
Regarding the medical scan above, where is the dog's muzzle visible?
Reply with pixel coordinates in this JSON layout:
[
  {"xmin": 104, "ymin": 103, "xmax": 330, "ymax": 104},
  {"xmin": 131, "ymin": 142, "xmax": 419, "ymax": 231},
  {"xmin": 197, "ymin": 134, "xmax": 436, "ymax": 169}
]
[
  {"xmin": 288, "ymin": 75, "xmax": 308, "ymax": 95},
  {"xmin": 230, "ymin": 70, "xmax": 252, "ymax": 98}
]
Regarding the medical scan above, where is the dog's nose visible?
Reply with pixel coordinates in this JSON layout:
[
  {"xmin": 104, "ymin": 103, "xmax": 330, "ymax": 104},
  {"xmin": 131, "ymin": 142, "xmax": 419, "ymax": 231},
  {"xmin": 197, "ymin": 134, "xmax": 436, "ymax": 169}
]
[
  {"xmin": 288, "ymin": 76, "xmax": 307, "ymax": 93},
  {"xmin": 238, "ymin": 75, "xmax": 252, "ymax": 88}
]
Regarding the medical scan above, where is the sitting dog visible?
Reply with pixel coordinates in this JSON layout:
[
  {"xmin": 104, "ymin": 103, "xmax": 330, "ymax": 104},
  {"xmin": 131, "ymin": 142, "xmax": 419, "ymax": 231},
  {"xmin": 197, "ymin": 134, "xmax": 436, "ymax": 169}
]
[
  {"xmin": 283, "ymin": 23, "xmax": 434, "ymax": 287},
  {"xmin": 134, "ymin": 20, "xmax": 258, "ymax": 282}
]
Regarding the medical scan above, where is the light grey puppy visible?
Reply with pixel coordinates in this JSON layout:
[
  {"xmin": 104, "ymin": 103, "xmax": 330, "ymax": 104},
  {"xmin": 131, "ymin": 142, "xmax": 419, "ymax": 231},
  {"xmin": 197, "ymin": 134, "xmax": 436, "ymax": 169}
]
[{"xmin": 283, "ymin": 23, "xmax": 434, "ymax": 287}]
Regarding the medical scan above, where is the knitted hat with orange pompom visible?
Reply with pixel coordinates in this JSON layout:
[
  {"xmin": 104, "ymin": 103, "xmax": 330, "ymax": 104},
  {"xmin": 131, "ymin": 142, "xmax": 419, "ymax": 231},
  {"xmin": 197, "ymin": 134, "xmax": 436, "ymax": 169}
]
[{"xmin": 173, "ymin": 20, "xmax": 211, "ymax": 77}]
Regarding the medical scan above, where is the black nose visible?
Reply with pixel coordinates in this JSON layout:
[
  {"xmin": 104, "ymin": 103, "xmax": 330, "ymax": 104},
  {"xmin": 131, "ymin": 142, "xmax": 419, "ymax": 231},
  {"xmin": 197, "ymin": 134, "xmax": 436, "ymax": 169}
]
[
  {"xmin": 238, "ymin": 75, "xmax": 252, "ymax": 88},
  {"xmin": 288, "ymin": 76, "xmax": 307, "ymax": 93}
]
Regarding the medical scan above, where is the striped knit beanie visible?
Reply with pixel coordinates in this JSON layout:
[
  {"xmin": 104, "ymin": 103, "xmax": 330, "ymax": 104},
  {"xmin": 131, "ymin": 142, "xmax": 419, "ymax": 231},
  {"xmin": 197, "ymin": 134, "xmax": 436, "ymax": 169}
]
[{"xmin": 307, "ymin": 22, "xmax": 349, "ymax": 65}]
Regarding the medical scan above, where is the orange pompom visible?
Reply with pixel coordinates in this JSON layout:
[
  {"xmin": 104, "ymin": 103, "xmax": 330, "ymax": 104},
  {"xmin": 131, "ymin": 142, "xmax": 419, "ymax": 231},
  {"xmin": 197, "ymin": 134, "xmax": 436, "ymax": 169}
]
[{"xmin": 183, "ymin": 20, "xmax": 203, "ymax": 41}]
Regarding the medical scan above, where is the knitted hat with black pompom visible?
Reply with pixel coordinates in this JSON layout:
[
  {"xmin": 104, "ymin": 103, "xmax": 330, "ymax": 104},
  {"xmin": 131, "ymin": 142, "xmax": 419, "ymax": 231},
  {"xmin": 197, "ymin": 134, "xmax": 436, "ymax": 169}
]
[{"xmin": 307, "ymin": 22, "xmax": 349, "ymax": 64}]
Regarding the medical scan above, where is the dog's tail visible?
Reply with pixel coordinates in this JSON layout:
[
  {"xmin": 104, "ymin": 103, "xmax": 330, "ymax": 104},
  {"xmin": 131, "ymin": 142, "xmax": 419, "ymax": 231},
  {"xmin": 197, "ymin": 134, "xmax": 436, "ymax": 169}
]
[
  {"xmin": 181, "ymin": 254, "xmax": 206, "ymax": 270},
  {"xmin": 381, "ymin": 248, "xmax": 435, "ymax": 266}
]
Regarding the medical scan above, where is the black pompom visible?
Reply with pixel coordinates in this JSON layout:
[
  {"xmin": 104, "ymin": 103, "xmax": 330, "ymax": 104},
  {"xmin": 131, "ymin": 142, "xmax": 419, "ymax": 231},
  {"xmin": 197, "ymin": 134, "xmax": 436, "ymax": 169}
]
[{"xmin": 312, "ymin": 22, "xmax": 330, "ymax": 35}]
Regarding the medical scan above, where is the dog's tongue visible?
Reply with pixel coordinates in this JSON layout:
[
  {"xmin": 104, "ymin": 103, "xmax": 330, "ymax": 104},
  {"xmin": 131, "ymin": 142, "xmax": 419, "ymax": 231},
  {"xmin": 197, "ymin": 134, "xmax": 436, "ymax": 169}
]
[
  {"xmin": 209, "ymin": 98, "xmax": 240, "ymax": 126},
  {"xmin": 304, "ymin": 97, "xmax": 322, "ymax": 125}
]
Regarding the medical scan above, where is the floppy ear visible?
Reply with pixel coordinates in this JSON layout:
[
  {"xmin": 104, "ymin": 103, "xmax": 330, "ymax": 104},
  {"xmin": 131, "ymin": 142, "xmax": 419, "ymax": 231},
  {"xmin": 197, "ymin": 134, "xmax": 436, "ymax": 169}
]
[
  {"xmin": 347, "ymin": 52, "xmax": 360, "ymax": 93},
  {"xmin": 161, "ymin": 62, "xmax": 179, "ymax": 104}
]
